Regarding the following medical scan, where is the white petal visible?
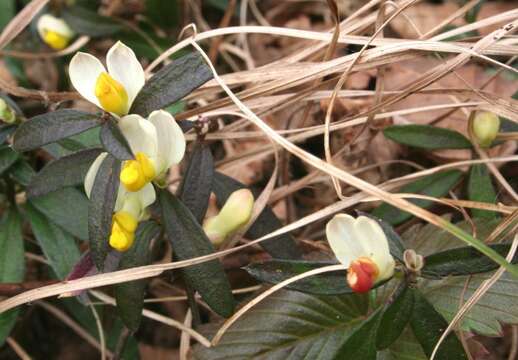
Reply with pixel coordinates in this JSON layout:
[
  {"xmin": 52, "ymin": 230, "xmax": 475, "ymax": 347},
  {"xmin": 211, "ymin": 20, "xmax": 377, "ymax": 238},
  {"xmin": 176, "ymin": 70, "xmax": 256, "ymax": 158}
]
[
  {"xmin": 37, "ymin": 14, "xmax": 74, "ymax": 39},
  {"xmin": 114, "ymin": 185, "xmax": 128, "ymax": 212},
  {"xmin": 326, "ymin": 214, "xmax": 367, "ymax": 266},
  {"xmin": 118, "ymin": 115, "xmax": 158, "ymax": 158},
  {"xmin": 137, "ymin": 183, "xmax": 156, "ymax": 208},
  {"xmin": 120, "ymin": 183, "xmax": 156, "ymax": 220},
  {"xmin": 106, "ymin": 41, "xmax": 145, "ymax": 107},
  {"xmin": 84, "ymin": 153, "xmax": 107, "ymax": 198},
  {"xmin": 69, "ymin": 52, "xmax": 106, "ymax": 107},
  {"xmin": 148, "ymin": 110, "xmax": 186, "ymax": 173}
]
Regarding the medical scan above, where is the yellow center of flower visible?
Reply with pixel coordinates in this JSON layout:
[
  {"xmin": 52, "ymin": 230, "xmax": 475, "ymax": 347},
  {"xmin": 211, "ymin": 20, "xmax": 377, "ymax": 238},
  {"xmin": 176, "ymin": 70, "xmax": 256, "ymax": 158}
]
[
  {"xmin": 95, "ymin": 72, "xmax": 129, "ymax": 116},
  {"xmin": 43, "ymin": 30, "xmax": 69, "ymax": 50},
  {"xmin": 109, "ymin": 211, "xmax": 138, "ymax": 251},
  {"xmin": 120, "ymin": 152, "xmax": 156, "ymax": 192}
]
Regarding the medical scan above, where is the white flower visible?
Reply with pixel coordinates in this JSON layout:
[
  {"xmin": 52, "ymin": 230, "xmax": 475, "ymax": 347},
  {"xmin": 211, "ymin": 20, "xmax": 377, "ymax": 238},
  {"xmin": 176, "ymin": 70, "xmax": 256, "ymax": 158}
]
[
  {"xmin": 69, "ymin": 41, "xmax": 145, "ymax": 116},
  {"xmin": 37, "ymin": 14, "xmax": 74, "ymax": 50},
  {"xmin": 84, "ymin": 153, "xmax": 156, "ymax": 251},
  {"xmin": 326, "ymin": 214, "xmax": 395, "ymax": 293}
]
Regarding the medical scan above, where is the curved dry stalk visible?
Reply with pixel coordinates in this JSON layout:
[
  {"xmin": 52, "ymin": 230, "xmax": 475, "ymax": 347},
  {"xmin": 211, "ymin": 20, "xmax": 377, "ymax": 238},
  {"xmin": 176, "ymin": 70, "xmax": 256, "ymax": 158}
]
[
  {"xmin": 89, "ymin": 302, "xmax": 107, "ymax": 360},
  {"xmin": 211, "ymin": 264, "xmax": 347, "ymax": 345},
  {"xmin": 6, "ymin": 337, "xmax": 32, "ymax": 360}
]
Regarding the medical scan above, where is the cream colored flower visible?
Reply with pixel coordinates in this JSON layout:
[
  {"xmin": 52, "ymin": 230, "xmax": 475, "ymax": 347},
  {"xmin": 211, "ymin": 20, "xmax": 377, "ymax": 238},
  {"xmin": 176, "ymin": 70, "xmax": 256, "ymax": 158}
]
[
  {"xmin": 37, "ymin": 14, "xmax": 74, "ymax": 50},
  {"xmin": 326, "ymin": 214, "xmax": 395, "ymax": 293},
  {"xmin": 69, "ymin": 41, "xmax": 145, "ymax": 116},
  {"xmin": 84, "ymin": 153, "xmax": 156, "ymax": 251}
]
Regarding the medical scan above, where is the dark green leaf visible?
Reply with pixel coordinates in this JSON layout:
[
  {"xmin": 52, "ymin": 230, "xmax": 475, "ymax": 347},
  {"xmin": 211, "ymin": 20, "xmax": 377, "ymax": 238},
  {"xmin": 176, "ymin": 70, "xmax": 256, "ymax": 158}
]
[
  {"xmin": 179, "ymin": 143, "xmax": 213, "ymax": 223},
  {"xmin": 213, "ymin": 172, "xmax": 302, "ymax": 259},
  {"xmin": 376, "ymin": 284, "xmax": 414, "ymax": 350},
  {"xmin": 62, "ymin": 6, "xmax": 123, "ymax": 36},
  {"xmin": 193, "ymin": 290, "xmax": 368, "ymax": 359},
  {"xmin": 13, "ymin": 110, "xmax": 100, "ymax": 152},
  {"xmin": 0, "ymin": 146, "xmax": 19, "ymax": 175},
  {"xmin": 31, "ymin": 187, "xmax": 89, "ymax": 240},
  {"xmin": 0, "ymin": 124, "xmax": 16, "ymax": 144},
  {"xmin": 467, "ymin": 164, "xmax": 498, "ymax": 219},
  {"xmin": 158, "ymin": 190, "xmax": 235, "ymax": 317},
  {"xmin": 357, "ymin": 212, "xmax": 406, "ymax": 261},
  {"xmin": 116, "ymin": 221, "xmax": 160, "ymax": 332},
  {"xmin": 0, "ymin": 209, "xmax": 24, "ymax": 346},
  {"xmin": 335, "ymin": 308, "xmax": 382, "ymax": 360},
  {"xmin": 383, "ymin": 125, "xmax": 472, "ymax": 149},
  {"xmin": 145, "ymin": 0, "xmax": 179, "ymax": 28},
  {"xmin": 26, "ymin": 203, "xmax": 80, "ymax": 279},
  {"xmin": 422, "ymin": 243, "xmax": 516, "ymax": 278},
  {"xmin": 131, "ymin": 52, "xmax": 213, "ymax": 117},
  {"xmin": 89, "ymin": 154, "xmax": 121, "ymax": 269},
  {"xmin": 9, "ymin": 160, "xmax": 35, "ymax": 186},
  {"xmin": 0, "ymin": 0, "xmax": 14, "ymax": 30},
  {"xmin": 100, "ymin": 119, "xmax": 133, "ymax": 161},
  {"xmin": 371, "ymin": 170, "xmax": 463, "ymax": 226},
  {"xmin": 465, "ymin": 0, "xmax": 484, "ymax": 24},
  {"xmin": 28, "ymin": 148, "xmax": 103, "ymax": 198},
  {"xmin": 245, "ymin": 259, "xmax": 351, "ymax": 295},
  {"xmin": 409, "ymin": 288, "xmax": 467, "ymax": 359}
]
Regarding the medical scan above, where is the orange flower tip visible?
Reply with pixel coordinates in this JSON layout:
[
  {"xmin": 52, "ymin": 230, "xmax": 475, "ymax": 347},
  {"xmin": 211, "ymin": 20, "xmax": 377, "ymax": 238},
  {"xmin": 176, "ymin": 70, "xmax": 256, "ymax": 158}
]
[{"xmin": 347, "ymin": 257, "xmax": 379, "ymax": 293}]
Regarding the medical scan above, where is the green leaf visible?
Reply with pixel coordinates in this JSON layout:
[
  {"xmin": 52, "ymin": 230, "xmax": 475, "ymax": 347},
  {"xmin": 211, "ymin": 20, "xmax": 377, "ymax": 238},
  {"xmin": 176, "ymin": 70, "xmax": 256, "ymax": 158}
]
[
  {"xmin": 245, "ymin": 259, "xmax": 351, "ymax": 295},
  {"xmin": 335, "ymin": 308, "xmax": 382, "ymax": 360},
  {"xmin": 377, "ymin": 328, "xmax": 427, "ymax": 360},
  {"xmin": 145, "ymin": 0, "xmax": 179, "ymax": 28},
  {"xmin": 467, "ymin": 164, "xmax": 498, "ymax": 219},
  {"xmin": 158, "ymin": 190, "xmax": 235, "ymax": 318},
  {"xmin": 376, "ymin": 284, "xmax": 414, "ymax": 350},
  {"xmin": 193, "ymin": 290, "xmax": 369, "ymax": 359},
  {"xmin": 383, "ymin": 125, "xmax": 472, "ymax": 149},
  {"xmin": 178, "ymin": 143, "xmax": 214, "ymax": 224},
  {"xmin": 30, "ymin": 187, "xmax": 89, "ymax": 240},
  {"xmin": 27, "ymin": 148, "xmax": 103, "ymax": 197},
  {"xmin": 213, "ymin": 172, "xmax": 302, "ymax": 259},
  {"xmin": 422, "ymin": 243, "xmax": 516, "ymax": 278},
  {"xmin": 88, "ymin": 154, "xmax": 121, "ymax": 269},
  {"xmin": 409, "ymin": 288, "xmax": 467, "ymax": 359},
  {"xmin": 9, "ymin": 159, "xmax": 35, "ymax": 186},
  {"xmin": 131, "ymin": 52, "xmax": 213, "ymax": 117},
  {"xmin": 25, "ymin": 203, "xmax": 80, "ymax": 279},
  {"xmin": 0, "ymin": 0, "xmax": 14, "ymax": 30},
  {"xmin": 371, "ymin": 170, "xmax": 463, "ymax": 226},
  {"xmin": 0, "ymin": 209, "xmax": 24, "ymax": 346},
  {"xmin": 100, "ymin": 119, "xmax": 133, "ymax": 161},
  {"xmin": 0, "ymin": 124, "xmax": 16, "ymax": 145},
  {"xmin": 62, "ymin": 6, "xmax": 123, "ymax": 36},
  {"xmin": 0, "ymin": 146, "xmax": 19, "ymax": 175},
  {"xmin": 115, "ymin": 221, "xmax": 160, "ymax": 332},
  {"xmin": 13, "ymin": 110, "xmax": 100, "ymax": 152}
]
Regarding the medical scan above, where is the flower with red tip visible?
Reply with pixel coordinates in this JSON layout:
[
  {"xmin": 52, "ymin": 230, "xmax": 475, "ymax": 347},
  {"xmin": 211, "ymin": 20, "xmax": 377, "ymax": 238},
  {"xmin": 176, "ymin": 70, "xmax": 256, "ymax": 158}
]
[{"xmin": 326, "ymin": 214, "xmax": 395, "ymax": 293}]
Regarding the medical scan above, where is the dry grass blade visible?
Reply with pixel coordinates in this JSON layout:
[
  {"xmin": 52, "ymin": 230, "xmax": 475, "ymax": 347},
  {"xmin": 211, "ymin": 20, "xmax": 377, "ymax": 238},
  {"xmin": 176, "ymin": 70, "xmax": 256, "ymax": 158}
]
[
  {"xmin": 6, "ymin": 337, "xmax": 32, "ymax": 360},
  {"xmin": 0, "ymin": 0, "xmax": 49, "ymax": 49}
]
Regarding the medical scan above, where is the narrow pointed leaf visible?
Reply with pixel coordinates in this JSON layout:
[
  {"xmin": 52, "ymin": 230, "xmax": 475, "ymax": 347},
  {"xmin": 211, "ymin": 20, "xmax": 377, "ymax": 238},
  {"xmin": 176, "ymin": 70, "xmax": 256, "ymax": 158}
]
[
  {"xmin": 245, "ymin": 259, "xmax": 351, "ymax": 295},
  {"xmin": 335, "ymin": 308, "xmax": 382, "ymax": 360},
  {"xmin": 178, "ymin": 143, "xmax": 213, "ymax": 223},
  {"xmin": 0, "ymin": 209, "xmax": 24, "ymax": 346},
  {"xmin": 88, "ymin": 154, "xmax": 121, "ymax": 269},
  {"xmin": 213, "ymin": 172, "xmax": 302, "ymax": 259},
  {"xmin": 27, "ymin": 148, "xmax": 103, "ymax": 197},
  {"xmin": 25, "ymin": 203, "xmax": 80, "ymax": 279},
  {"xmin": 467, "ymin": 164, "xmax": 498, "ymax": 219},
  {"xmin": 13, "ymin": 110, "xmax": 100, "ymax": 152},
  {"xmin": 383, "ymin": 124, "xmax": 472, "ymax": 149},
  {"xmin": 100, "ymin": 119, "xmax": 133, "ymax": 161},
  {"xmin": 9, "ymin": 160, "xmax": 35, "ymax": 186},
  {"xmin": 409, "ymin": 288, "xmax": 467, "ymax": 359},
  {"xmin": 115, "ymin": 221, "xmax": 160, "ymax": 332},
  {"xmin": 131, "ymin": 52, "xmax": 213, "ymax": 117},
  {"xmin": 0, "ymin": 124, "xmax": 16, "ymax": 145},
  {"xmin": 30, "ymin": 187, "xmax": 89, "ymax": 240},
  {"xmin": 0, "ymin": 146, "xmax": 18, "ymax": 175},
  {"xmin": 422, "ymin": 243, "xmax": 517, "ymax": 278},
  {"xmin": 158, "ymin": 190, "xmax": 235, "ymax": 317},
  {"xmin": 63, "ymin": 6, "xmax": 123, "ymax": 36},
  {"xmin": 376, "ymin": 284, "xmax": 414, "ymax": 350},
  {"xmin": 371, "ymin": 170, "xmax": 463, "ymax": 225}
]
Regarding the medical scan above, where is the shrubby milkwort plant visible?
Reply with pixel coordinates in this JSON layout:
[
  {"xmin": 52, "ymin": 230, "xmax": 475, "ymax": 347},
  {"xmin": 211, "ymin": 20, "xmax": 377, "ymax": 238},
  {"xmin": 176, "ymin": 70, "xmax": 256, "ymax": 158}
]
[{"xmin": 0, "ymin": 2, "xmax": 517, "ymax": 359}]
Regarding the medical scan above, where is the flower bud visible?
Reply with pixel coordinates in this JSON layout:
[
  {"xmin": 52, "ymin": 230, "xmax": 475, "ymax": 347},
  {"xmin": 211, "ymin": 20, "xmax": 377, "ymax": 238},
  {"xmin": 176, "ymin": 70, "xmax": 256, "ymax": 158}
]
[
  {"xmin": 203, "ymin": 189, "xmax": 254, "ymax": 246},
  {"xmin": 472, "ymin": 111, "xmax": 500, "ymax": 148},
  {"xmin": 0, "ymin": 98, "xmax": 16, "ymax": 124},
  {"xmin": 403, "ymin": 249, "xmax": 424, "ymax": 272},
  {"xmin": 37, "ymin": 14, "xmax": 74, "ymax": 50}
]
